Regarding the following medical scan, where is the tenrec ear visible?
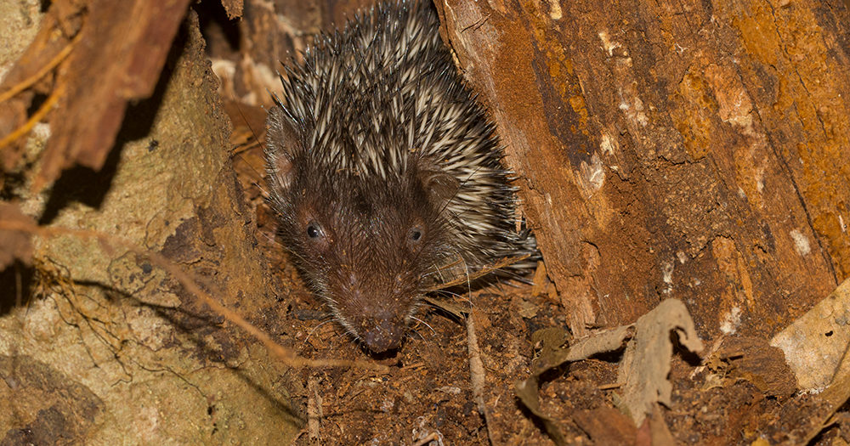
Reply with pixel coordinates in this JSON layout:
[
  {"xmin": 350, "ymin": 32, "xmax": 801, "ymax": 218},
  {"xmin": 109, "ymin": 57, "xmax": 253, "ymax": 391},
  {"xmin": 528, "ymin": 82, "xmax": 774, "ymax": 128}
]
[
  {"xmin": 265, "ymin": 105, "xmax": 302, "ymax": 191},
  {"xmin": 420, "ymin": 170, "xmax": 460, "ymax": 209}
]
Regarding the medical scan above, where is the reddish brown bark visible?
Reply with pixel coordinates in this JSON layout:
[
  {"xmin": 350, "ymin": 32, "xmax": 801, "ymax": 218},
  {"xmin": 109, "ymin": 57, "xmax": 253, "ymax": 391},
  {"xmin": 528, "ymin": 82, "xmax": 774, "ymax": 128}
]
[{"xmin": 439, "ymin": 0, "xmax": 849, "ymax": 338}]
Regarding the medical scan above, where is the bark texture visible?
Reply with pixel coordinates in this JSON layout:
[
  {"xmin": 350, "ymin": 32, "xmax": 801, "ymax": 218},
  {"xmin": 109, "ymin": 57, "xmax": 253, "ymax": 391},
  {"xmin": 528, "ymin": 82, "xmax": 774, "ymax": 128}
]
[{"xmin": 438, "ymin": 0, "xmax": 849, "ymax": 337}]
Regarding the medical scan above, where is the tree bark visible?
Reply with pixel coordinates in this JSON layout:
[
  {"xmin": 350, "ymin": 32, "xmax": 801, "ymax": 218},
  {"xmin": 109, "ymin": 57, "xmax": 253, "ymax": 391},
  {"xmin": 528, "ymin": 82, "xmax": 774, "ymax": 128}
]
[{"xmin": 439, "ymin": 0, "xmax": 849, "ymax": 338}]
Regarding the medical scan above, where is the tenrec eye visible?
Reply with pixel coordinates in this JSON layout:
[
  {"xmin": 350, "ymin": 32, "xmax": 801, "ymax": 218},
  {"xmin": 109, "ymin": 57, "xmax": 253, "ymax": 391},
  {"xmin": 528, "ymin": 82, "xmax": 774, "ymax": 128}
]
[
  {"xmin": 410, "ymin": 228, "xmax": 422, "ymax": 242},
  {"xmin": 307, "ymin": 224, "xmax": 321, "ymax": 239}
]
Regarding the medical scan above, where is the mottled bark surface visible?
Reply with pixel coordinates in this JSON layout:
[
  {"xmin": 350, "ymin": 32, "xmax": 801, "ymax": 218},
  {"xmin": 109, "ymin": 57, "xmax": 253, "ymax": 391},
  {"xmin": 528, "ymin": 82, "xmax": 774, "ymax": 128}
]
[{"xmin": 439, "ymin": 0, "xmax": 848, "ymax": 338}]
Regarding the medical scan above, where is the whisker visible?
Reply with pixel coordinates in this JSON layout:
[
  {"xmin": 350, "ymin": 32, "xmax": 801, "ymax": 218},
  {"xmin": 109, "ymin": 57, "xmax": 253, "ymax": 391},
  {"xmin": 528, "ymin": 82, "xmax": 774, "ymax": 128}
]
[
  {"xmin": 410, "ymin": 315, "xmax": 435, "ymax": 335},
  {"xmin": 408, "ymin": 326, "xmax": 423, "ymax": 341},
  {"xmin": 304, "ymin": 317, "xmax": 336, "ymax": 344}
]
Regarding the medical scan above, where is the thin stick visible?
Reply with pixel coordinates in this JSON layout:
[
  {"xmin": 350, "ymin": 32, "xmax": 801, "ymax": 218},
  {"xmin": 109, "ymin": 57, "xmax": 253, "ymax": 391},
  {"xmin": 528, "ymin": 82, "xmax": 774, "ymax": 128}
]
[
  {"xmin": 412, "ymin": 432, "xmax": 442, "ymax": 446},
  {"xmin": 0, "ymin": 219, "xmax": 388, "ymax": 372},
  {"xmin": 424, "ymin": 253, "xmax": 530, "ymax": 292},
  {"xmin": 0, "ymin": 33, "xmax": 81, "ymax": 104},
  {"xmin": 466, "ymin": 313, "xmax": 496, "ymax": 445},
  {"xmin": 307, "ymin": 376, "xmax": 323, "ymax": 442},
  {"xmin": 0, "ymin": 82, "xmax": 62, "ymax": 151}
]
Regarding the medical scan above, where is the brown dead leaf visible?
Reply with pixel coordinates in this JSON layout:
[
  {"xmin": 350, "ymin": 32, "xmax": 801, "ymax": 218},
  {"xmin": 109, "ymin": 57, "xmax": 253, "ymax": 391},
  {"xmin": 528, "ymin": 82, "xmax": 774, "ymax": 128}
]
[
  {"xmin": 771, "ymin": 277, "xmax": 850, "ymax": 391},
  {"xmin": 647, "ymin": 404, "xmax": 676, "ymax": 446},
  {"xmin": 618, "ymin": 299, "xmax": 703, "ymax": 425},
  {"xmin": 530, "ymin": 325, "xmax": 633, "ymax": 375},
  {"xmin": 573, "ymin": 406, "xmax": 637, "ymax": 445}
]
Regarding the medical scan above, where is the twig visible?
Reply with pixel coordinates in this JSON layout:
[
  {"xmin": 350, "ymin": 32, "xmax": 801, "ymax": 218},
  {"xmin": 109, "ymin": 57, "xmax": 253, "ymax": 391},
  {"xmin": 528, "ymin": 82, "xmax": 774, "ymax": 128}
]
[
  {"xmin": 412, "ymin": 432, "xmax": 442, "ymax": 446},
  {"xmin": 307, "ymin": 376, "xmax": 323, "ymax": 443},
  {"xmin": 425, "ymin": 253, "xmax": 530, "ymax": 292},
  {"xmin": 0, "ymin": 219, "xmax": 389, "ymax": 372},
  {"xmin": 466, "ymin": 313, "xmax": 496, "ymax": 445},
  {"xmin": 0, "ymin": 81, "xmax": 62, "ymax": 151},
  {"xmin": 0, "ymin": 33, "xmax": 81, "ymax": 104}
]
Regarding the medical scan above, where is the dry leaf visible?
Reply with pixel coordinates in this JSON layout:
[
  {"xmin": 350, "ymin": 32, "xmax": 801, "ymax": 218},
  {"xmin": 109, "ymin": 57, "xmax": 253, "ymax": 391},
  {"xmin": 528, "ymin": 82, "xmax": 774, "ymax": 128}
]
[
  {"xmin": 618, "ymin": 299, "xmax": 703, "ymax": 425},
  {"xmin": 771, "ymin": 277, "xmax": 850, "ymax": 391}
]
